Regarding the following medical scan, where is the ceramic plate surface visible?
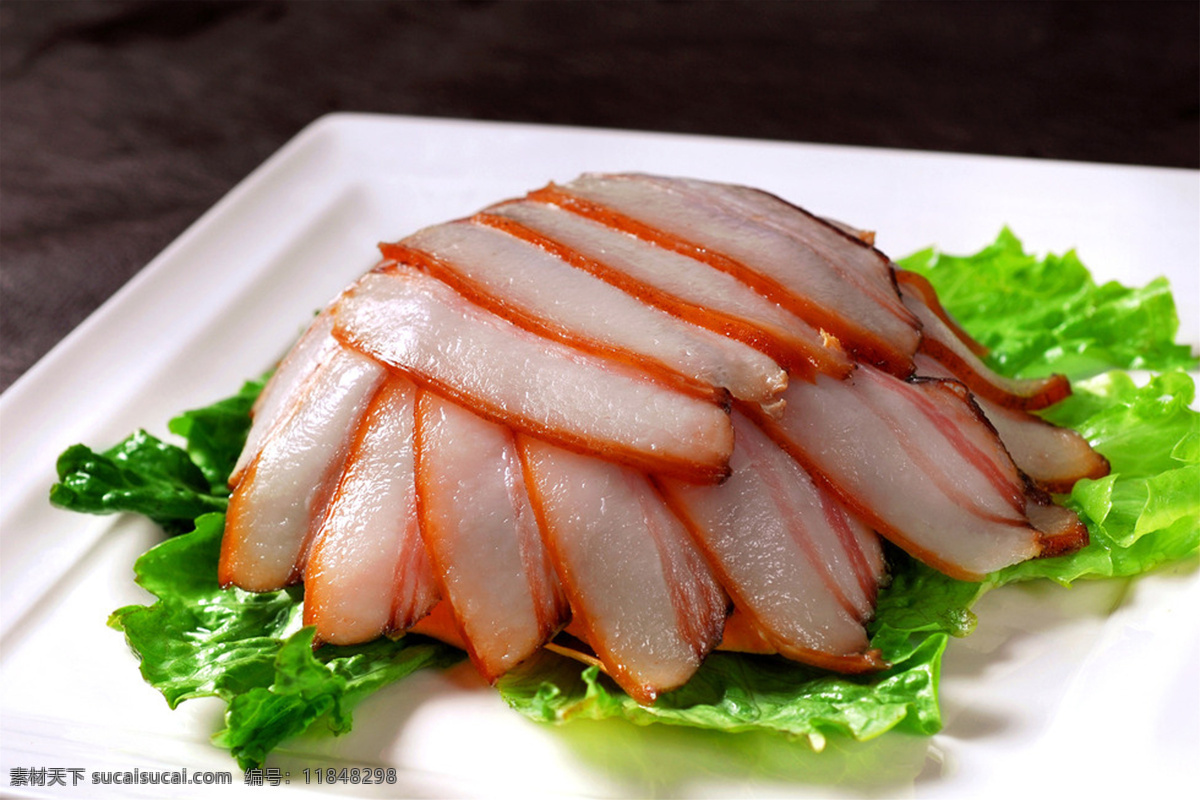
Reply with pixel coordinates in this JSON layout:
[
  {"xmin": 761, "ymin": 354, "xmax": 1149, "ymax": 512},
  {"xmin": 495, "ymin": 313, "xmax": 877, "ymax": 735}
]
[{"xmin": 2, "ymin": 114, "xmax": 1197, "ymax": 799}]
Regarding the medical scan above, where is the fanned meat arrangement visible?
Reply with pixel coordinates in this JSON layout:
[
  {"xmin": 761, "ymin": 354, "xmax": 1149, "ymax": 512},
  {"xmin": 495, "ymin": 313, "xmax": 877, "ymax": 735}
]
[{"xmin": 219, "ymin": 173, "xmax": 1103, "ymax": 702}]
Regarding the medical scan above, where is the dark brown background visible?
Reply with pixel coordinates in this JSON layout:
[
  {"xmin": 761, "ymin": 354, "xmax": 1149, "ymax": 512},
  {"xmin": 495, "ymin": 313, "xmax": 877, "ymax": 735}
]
[{"xmin": 2, "ymin": 0, "xmax": 1197, "ymax": 393}]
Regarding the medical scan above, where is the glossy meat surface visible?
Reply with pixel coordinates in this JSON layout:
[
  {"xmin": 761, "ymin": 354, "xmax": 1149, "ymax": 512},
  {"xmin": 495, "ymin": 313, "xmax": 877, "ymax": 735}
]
[
  {"xmin": 898, "ymin": 270, "xmax": 1070, "ymax": 409},
  {"xmin": 914, "ymin": 354, "xmax": 1109, "ymax": 492},
  {"xmin": 519, "ymin": 436, "xmax": 728, "ymax": 702},
  {"xmin": 220, "ymin": 346, "xmax": 386, "ymax": 592},
  {"xmin": 303, "ymin": 377, "xmax": 438, "ymax": 644},
  {"xmin": 484, "ymin": 200, "xmax": 851, "ymax": 379},
  {"xmin": 232, "ymin": 311, "xmax": 339, "ymax": 487},
  {"xmin": 392, "ymin": 220, "xmax": 787, "ymax": 404},
  {"xmin": 415, "ymin": 392, "xmax": 568, "ymax": 680},
  {"xmin": 333, "ymin": 267, "xmax": 735, "ymax": 482},
  {"xmin": 221, "ymin": 172, "xmax": 1093, "ymax": 698},
  {"xmin": 547, "ymin": 174, "xmax": 921, "ymax": 373},
  {"xmin": 659, "ymin": 412, "xmax": 885, "ymax": 671},
  {"xmin": 752, "ymin": 365, "xmax": 1050, "ymax": 580}
]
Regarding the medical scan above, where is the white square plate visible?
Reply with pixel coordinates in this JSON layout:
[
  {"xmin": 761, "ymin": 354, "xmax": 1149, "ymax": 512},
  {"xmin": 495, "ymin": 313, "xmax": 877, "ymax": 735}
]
[{"xmin": 2, "ymin": 114, "xmax": 1197, "ymax": 798}]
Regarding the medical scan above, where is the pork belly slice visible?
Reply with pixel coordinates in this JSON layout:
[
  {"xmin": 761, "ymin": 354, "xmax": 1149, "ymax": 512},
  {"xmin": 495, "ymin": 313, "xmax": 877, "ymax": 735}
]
[
  {"xmin": 1023, "ymin": 494, "xmax": 1090, "ymax": 558},
  {"xmin": 414, "ymin": 392, "xmax": 568, "ymax": 681},
  {"xmin": 989, "ymin": 412, "xmax": 1110, "ymax": 495},
  {"xmin": 303, "ymin": 377, "xmax": 438, "ymax": 645},
  {"xmin": 231, "ymin": 310, "xmax": 340, "ymax": 487},
  {"xmin": 682, "ymin": 178, "xmax": 909, "ymax": 320},
  {"xmin": 385, "ymin": 220, "xmax": 787, "ymax": 405},
  {"xmin": 898, "ymin": 270, "xmax": 1070, "ymax": 410},
  {"xmin": 332, "ymin": 268, "xmax": 735, "ymax": 483},
  {"xmin": 478, "ymin": 202, "xmax": 851, "ymax": 381},
  {"xmin": 518, "ymin": 437, "xmax": 728, "ymax": 703},
  {"xmin": 914, "ymin": 354, "xmax": 1109, "ymax": 493},
  {"xmin": 658, "ymin": 412, "xmax": 885, "ymax": 673},
  {"xmin": 537, "ymin": 173, "xmax": 920, "ymax": 374},
  {"xmin": 751, "ymin": 364, "xmax": 1087, "ymax": 581},
  {"xmin": 220, "ymin": 345, "xmax": 386, "ymax": 592},
  {"xmin": 894, "ymin": 270, "xmax": 989, "ymax": 357}
]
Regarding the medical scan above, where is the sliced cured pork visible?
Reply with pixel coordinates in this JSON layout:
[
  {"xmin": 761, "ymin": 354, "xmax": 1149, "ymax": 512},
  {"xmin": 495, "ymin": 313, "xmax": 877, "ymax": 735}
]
[
  {"xmin": 415, "ymin": 392, "xmax": 568, "ymax": 680},
  {"xmin": 479, "ymin": 201, "xmax": 851, "ymax": 380},
  {"xmin": 914, "ymin": 354, "xmax": 1109, "ymax": 493},
  {"xmin": 898, "ymin": 270, "xmax": 1070, "ymax": 410},
  {"xmin": 658, "ymin": 412, "xmax": 885, "ymax": 671},
  {"xmin": 518, "ymin": 437, "xmax": 728, "ymax": 703},
  {"xmin": 231, "ymin": 310, "xmax": 339, "ymax": 487},
  {"xmin": 749, "ymin": 364, "xmax": 1088, "ymax": 581},
  {"xmin": 386, "ymin": 219, "xmax": 788, "ymax": 405},
  {"xmin": 220, "ymin": 172, "xmax": 1095, "ymax": 700},
  {"xmin": 303, "ymin": 377, "xmax": 438, "ymax": 644},
  {"xmin": 220, "ymin": 346, "xmax": 386, "ymax": 591},
  {"xmin": 332, "ymin": 267, "xmax": 735, "ymax": 483},
  {"xmin": 533, "ymin": 173, "xmax": 921, "ymax": 374}
]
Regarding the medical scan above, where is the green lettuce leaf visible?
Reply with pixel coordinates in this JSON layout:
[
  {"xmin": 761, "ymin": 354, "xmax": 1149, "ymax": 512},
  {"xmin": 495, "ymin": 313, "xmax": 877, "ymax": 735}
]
[
  {"xmin": 50, "ymin": 431, "xmax": 226, "ymax": 534},
  {"xmin": 109, "ymin": 513, "xmax": 463, "ymax": 770},
  {"xmin": 167, "ymin": 377, "xmax": 265, "ymax": 493},
  {"xmin": 48, "ymin": 377, "xmax": 266, "ymax": 532},
  {"xmin": 998, "ymin": 369, "xmax": 1200, "ymax": 585},
  {"xmin": 897, "ymin": 227, "xmax": 1197, "ymax": 379},
  {"xmin": 59, "ymin": 228, "xmax": 1198, "ymax": 767}
]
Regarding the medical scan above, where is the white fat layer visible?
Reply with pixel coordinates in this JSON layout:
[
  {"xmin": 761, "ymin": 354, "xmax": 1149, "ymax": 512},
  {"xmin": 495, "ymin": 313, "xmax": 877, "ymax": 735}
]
[
  {"xmin": 564, "ymin": 173, "xmax": 919, "ymax": 357},
  {"xmin": 679, "ymin": 178, "xmax": 910, "ymax": 316},
  {"xmin": 491, "ymin": 200, "xmax": 834, "ymax": 362},
  {"xmin": 520, "ymin": 437, "xmax": 726, "ymax": 699},
  {"xmin": 772, "ymin": 365, "xmax": 1040, "ymax": 576},
  {"xmin": 417, "ymin": 394, "xmax": 566, "ymax": 678},
  {"xmin": 405, "ymin": 221, "xmax": 787, "ymax": 403},
  {"xmin": 661, "ymin": 412, "xmax": 873, "ymax": 658},
  {"xmin": 333, "ymin": 269, "xmax": 734, "ymax": 478},
  {"xmin": 233, "ymin": 311, "xmax": 338, "ymax": 485},
  {"xmin": 304, "ymin": 378, "xmax": 437, "ymax": 644},
  {"xmin": 900, "ymin": 278, "xmax": 1065, "ymax": 401},
  {"xmin": 223, "ymin": 346, "xmax": 386, "ymax": 591},
  {"xmin": 914, "ymin": 354, "xmax": 1103, "ymax": 487}
]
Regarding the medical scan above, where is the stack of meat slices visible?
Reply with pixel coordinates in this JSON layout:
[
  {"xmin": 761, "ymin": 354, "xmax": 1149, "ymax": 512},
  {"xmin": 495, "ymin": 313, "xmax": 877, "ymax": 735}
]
[{"xmin": 218, "ymin": 173, "xmax": 1105, "ymax": 703}]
